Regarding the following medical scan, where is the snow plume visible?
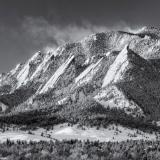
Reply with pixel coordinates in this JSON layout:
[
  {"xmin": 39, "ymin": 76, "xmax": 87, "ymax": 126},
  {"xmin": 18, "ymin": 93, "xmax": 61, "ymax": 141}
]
[
  {"xmin": 22, "ymin": 17, "xmax": 108, "ymax": 48},
  {"xmin": 22, "ymin": 18, "xmax": 145, "ymax": 48},
  {"xmin": 21, "ymin": 17, "xmax": 145, "ymax": 53},
  {"xmin": 43, "ymin": 46, "xmax": 56, "ymax": 54}
]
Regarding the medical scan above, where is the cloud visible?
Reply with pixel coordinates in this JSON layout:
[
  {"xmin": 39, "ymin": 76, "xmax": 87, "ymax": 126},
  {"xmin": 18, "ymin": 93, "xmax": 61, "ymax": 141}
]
[
  {"xmin": 0, "ymin": 16, "xmax": 144, "ymax": 72},
  {"xmin": 22, "ymin": 17, "xmax": 108, "ymax": 49},
  {"xmin": 22, "ymin": 17, "xmax": 144, "ymax": 51}
]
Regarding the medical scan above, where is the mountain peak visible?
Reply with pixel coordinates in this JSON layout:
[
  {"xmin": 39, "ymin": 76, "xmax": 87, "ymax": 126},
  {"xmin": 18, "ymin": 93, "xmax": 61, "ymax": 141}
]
[
  {"xmin": 102, "ymin": 45, "xmax": 155, "ymax": 88},
  {"xmin": 0, "ymin": 28, "xmax": 160, "ymax": 119}
]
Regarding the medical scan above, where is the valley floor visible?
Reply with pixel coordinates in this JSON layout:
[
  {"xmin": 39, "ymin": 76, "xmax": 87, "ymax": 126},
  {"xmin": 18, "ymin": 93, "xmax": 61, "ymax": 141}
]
[{"xmin": 0, "ymin": 123, "xmax": 158, "ymax": 142}]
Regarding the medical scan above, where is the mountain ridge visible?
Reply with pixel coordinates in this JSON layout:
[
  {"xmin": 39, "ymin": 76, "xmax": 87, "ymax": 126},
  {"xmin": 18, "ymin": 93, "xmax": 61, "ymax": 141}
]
[{"xmin": 0, "ymin": 27, "xmax": 160, "ymax": 132}]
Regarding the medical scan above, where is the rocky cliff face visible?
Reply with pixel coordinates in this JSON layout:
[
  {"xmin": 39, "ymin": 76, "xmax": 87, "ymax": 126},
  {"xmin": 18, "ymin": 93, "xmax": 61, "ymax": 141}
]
[{"xmin": 0, "ymin": 27, "xmax": 160, "ymax": 122}]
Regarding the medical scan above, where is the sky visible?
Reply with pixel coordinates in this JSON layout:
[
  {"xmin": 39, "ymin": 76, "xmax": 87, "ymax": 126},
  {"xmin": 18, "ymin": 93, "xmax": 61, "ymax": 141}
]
[{"xmin": 0, "ymin": 0, "xmax": 160, "ymax": 72}]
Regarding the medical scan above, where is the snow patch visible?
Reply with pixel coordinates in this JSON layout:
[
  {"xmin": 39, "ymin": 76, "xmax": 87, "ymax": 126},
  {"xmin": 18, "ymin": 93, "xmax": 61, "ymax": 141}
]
[
  {"xmin": 43, "ymin": 46, "xmax": 58, "ymax": 56},
  {"xmin": 105, "ymin": 51, "xmax": 111, "ymax": 57},
  {"xmin": 0, "ymin": 132, "xmax": 50, "ymax": 142},
  {"xmin": 0, "ymin": 123, "xmax": 157, "ymax": 142},
  {"xmin": 30, "ymin": 51, "xmax": 41, "ymax": 62},
  {"xmin": 36, "ymin": 124, "xmax": 157, "ymax": 142},
  {"xmin": 127, "ymin": 26, "xmax": 147, "ymax": 34},
  {"xmin": 57, "ymin": 97, "xmax": 68, "ymax": 105},
  {"xmin": 55, "ymin": 127, "xmax": 74, "ymax": 135},
  {"xmin": 0, "ymin": 102, "xmax": 8, "ymax": 112}
]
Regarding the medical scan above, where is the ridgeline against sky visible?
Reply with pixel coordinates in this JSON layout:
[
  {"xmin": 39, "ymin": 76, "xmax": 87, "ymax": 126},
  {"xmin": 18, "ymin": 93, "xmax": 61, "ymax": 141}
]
[{"xmin": 0, "ymin": 0, "xmax": 160, "ymax": 72}]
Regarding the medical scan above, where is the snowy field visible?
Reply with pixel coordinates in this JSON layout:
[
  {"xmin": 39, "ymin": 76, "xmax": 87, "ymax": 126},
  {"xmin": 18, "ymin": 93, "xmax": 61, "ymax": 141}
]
[
  {"xmin": 0, "ymin": 131, "xmax": 50, "ymax": 142},
  {"xmin": 0, "ymin": 123, "xmax": 157, "ymax": 142}
]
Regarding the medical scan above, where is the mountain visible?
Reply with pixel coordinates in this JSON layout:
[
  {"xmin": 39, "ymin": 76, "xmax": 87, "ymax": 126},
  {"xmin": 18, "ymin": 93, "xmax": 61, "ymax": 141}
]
[{"xmin": 0, "ymin": 27, "xmax": 160, "ymax": 133}]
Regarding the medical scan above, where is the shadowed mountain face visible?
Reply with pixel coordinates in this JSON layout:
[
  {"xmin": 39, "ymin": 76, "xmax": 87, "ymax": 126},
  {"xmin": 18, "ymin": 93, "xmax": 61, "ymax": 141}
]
[{"xmin": 0, "ymin": 26, "xmax": 160, "ymax": 127}]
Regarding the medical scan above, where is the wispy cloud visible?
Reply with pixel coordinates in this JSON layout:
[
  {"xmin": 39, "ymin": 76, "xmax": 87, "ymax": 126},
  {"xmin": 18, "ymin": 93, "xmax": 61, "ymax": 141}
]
[
  {"xmin": 22, "ymin": 17, "xmax": 144, "ymax": 51},
  {"xmin": 22, "ymin": 17, "xmax": 108, "ymax": 48},
  {"xmin": 0, "ymin": 16, "xmax": 144, "ymax": 72}
]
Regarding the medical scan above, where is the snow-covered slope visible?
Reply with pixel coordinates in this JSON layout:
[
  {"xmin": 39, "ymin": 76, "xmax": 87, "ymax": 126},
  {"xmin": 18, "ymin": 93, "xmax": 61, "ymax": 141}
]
[
  {"xmin": 0, "ymin": 123, "xmax": 157, "ymax": 142},
  {"xmin": 16, "ymin": 51, "xmax": 44, "ymax": 88},
  {"xmin": 39, "ymin": 55, "xmax": 74, "ymax": 94},
  {"xmin": 1, "ymin": 27, "xmax": 160, "ymax": 143},
  {"xmin": 102, "ymin": 45, "xmax": 156, "ymax": 88},
  {"xmin": 1, "ymin": 27, "xmax": 160, "ymax": 121},
  {"xmin": 10, "ymin": 64, "xmax": 21, "ymax": 76},
  {"xmin": 94, "ymin": 85, "xmax": 144, "ymax": 117},
  {"xmin": 102, "ymin": 46, "xmax": 129, "ymax": 87},
  {"xmin": 75, "ymin": 57, "xmax": 103, "ymax": 87},
  {"xmin": 29, "ymin": 52, "xmax": 53, "ymax": 80}
]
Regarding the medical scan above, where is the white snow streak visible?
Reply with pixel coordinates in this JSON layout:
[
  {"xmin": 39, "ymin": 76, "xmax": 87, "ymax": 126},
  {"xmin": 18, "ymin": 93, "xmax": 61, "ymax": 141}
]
[
  {"xmin": 16, "ymin": 52, "xmax": 42, "ymax": 88},
  {"xmin": 39, "ymin": 55, "xmax": 74, "ymax": 94},
  {"xmin": 30, "ymin": 52, "xmax": 53, "ymax": 80},
  {"xmin": 57, "ymin": 97, "xmax": 68, "ymax": 105},
  {"xmin": 16, "ymin": 63, "xmax": 30, "ymax": 88},
  {"xmin": 105, "ymin": 51, "xmax": 111, "ymax": 57},
  {"xmin": 10, "ymin": 64, "xmax": 21, "ymax": 76},
  {"xmin": 75, "ymin": 58, "xmax": 103, "ymax": 86},
  {"xmin": 102, "ymin": 45, "xmax": 128, "ymax": 88}
]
